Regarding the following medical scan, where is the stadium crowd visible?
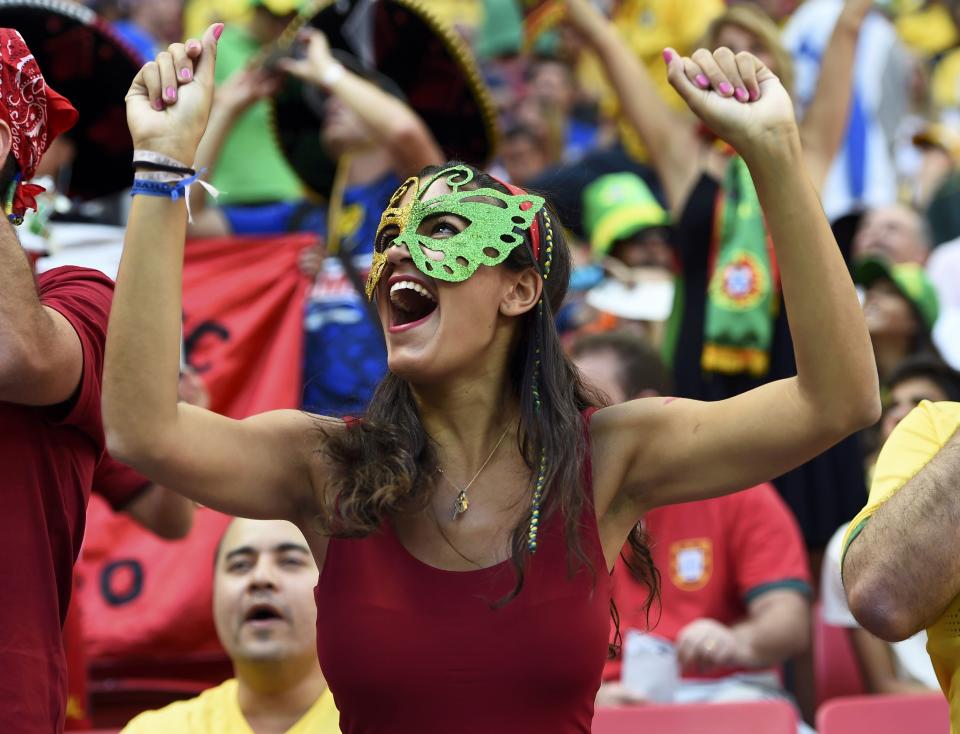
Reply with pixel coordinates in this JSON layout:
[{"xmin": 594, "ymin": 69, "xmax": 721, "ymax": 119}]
[{"xmin": 2, "ymin": 0, "xmax": 960, "ymax": 731}]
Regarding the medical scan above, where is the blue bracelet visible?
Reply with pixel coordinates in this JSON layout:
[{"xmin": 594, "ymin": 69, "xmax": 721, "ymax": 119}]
[{"xmin": 131, "ymin": 171, "xmax": 201, "ymax": 201}]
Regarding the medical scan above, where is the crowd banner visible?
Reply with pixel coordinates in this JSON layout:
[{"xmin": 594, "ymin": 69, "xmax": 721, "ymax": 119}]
[
  {"xmin": 181, "ymin": 234, "xmax": 314, "ymax": 417},
  {"xmin": 77, "ymin": 234, "xmax": 313, "ymax": 666}
]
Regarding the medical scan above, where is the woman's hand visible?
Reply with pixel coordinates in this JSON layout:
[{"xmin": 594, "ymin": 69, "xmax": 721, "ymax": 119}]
[
  {"xmin": 214, "ymin": 67, "xmax": 282, "ymax": 118},
  {"xmin": 664, "ymin": 47, "xmax": 798, "ymax": 157},
  {"xmin": 676, "ymin": 618, "xmax": 747, "ymax": 673},
  {"xmin": 125, "ymin": 23, "xmax": 223, "ymax": 164},
  {"xmin": 277, "ymin": 29, "xmax": 339, "ymax": 88}
]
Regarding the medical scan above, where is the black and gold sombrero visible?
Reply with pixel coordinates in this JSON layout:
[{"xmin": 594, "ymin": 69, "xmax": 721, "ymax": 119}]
[
  {"xmin": 271, "ymin": 0, "xmax": 498, "ymax": 199},
  {"xmin": 0, "ymin": 0, "xmax": 142, "ymax": 200}
]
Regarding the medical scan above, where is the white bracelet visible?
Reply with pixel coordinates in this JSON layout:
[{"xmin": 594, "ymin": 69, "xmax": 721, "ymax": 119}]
[{"xmin": 319, "ymin": 61, "xmax": 345, "ymax": 90}]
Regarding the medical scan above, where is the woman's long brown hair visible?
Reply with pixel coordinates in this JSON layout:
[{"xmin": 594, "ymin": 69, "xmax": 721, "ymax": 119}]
[{"xmin": 315, "ymin": 162, "xmax": 660, "ymax": 651}]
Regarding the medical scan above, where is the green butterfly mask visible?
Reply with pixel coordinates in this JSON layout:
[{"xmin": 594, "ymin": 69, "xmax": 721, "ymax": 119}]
[{"xmin": 365, "ymin": 165, "xmax": 546, "ymax": 300}]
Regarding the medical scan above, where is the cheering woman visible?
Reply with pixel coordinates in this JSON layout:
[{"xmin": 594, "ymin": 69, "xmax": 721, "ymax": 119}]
[{"xmin": 105, "ymin": 24, "xmax": 879, "ymax": 733}]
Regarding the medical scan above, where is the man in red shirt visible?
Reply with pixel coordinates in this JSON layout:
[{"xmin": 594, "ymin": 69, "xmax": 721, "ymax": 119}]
[
  {"xmin": 570, "ymin": 332, "xmax": 812, "ymax": 712},
  {"xmin": 0, "ymin": 29, "xmax": 191, "ymax": 732}
]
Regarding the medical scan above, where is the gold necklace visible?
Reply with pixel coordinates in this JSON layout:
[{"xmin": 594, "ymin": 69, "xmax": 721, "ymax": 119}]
[{"xmin": 436, "ymin": 424, "xmax": 511, "ymax": 520}]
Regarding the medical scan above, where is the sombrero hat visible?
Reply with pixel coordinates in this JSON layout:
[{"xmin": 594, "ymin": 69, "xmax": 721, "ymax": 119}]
[
  {"xmin": 271, "ymin": 0, "xmax": 498, "ymax": 199},
  {"xmin": 0, "ymin": 0, "xmax": 142, "ymax": 200}
]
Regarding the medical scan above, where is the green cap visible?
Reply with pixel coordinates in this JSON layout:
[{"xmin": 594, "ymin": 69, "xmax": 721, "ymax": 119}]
[
  {"xmin": 582, "ymin": 173, "xmax": 670, "ymax": 257},
  {"xmin": 854, "ymin": 257, "xmax": 940, "ymax": 332}
]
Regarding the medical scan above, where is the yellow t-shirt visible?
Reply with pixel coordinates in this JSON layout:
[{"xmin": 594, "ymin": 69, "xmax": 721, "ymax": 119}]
[
  {"xmin": 843, "ymin": 401, "xmax": 960, "ymax": 731},
  {"xmin": 120, "ymin": 679, "xmax": 340, "ymax": 734}
]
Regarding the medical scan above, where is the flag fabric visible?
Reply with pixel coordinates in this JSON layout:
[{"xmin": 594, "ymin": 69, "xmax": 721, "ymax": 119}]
[{"xmin": 76, "ymin": 234, "xmax": 312, "ymax": 667}]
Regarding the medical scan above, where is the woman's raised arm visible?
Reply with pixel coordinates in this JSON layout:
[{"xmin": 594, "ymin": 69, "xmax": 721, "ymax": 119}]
[
  {"xmin": 104, "ymin": 26, "xmax": 326, "ymax": 522},
  {"xmin": 592, "ymin": 49, "xmax": 879, "ymax": 527},
  {"xmin": 564, "ymin": 0, "xmax": 701, "ymax": 215}
]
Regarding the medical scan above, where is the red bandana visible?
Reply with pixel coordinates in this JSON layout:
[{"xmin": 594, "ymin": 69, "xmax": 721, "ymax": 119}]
[{"xmin": 0, "ymin": 28, "xmax": 77, "ymax": 219}]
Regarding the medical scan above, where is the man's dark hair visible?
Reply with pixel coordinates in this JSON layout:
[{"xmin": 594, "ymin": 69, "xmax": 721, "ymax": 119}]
[
  {"xmin": 570, "ymin": 330, "xmax": 673, "ymax": 399},
  {"xmin": 887, "ymin": 352, "xmax": 960, "ymax": 403},
  {"xmin": 0, "ymin": 154, "xmax": 18, "ymax": 196}
]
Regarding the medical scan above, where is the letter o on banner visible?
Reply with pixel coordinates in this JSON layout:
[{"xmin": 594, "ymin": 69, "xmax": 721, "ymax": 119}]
[{"xmin": 100, "ymin": 559, "xmax": 144, "ymax": 607}]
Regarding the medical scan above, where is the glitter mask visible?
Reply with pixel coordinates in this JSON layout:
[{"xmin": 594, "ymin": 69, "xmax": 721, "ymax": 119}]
[{"xmin": 365, "ymin": 165, "xmax": 545, "ymax": 299}]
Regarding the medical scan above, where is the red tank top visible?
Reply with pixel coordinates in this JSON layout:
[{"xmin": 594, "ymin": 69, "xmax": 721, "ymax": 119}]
[{"xmin": 315, "ymin": 412, "xmax": 610, "ymax": 733}]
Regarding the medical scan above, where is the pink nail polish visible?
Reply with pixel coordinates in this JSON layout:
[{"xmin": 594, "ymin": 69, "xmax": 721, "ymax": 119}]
[
  {"xmin": 749, "ymin": 88, "xmax": 759, "ymax": 102},
  {"xmin": 695, "ymin": 74, "xmax": 710, "ymax": 88},
  {"xmin": 662, "ymin": 49, "xmax": 673, "ymax": 64},
  {"xmin": 165, "ymin": 86, "xmax": 176, "ymax": 101},
  {"xmin": 153, "ymin": 98, "xmax": 163, "ymax": 111},
  {"xmin": 213, "ymin": 23, "xmax": 224, "ymax": 40},
  {"xmin": 719, "ymin": 82, "xmax": 733, "ymax": 95},
  {"xmin": 735, "ymin": 87, "xmax": 748, "ymax": 102},
  {"xmin": 180, "ymin": 67, "xmax": 191, "ymax": 80}
]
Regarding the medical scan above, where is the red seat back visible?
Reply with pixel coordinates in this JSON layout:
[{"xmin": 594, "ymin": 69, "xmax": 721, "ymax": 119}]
[
  {"xmin": 593, "ymin": 700, "xmax": 797, "ymax": 734},
  {"xmin": 817, "ymin": 693, "xmax": 949, "ymax": 734},
  {"xmin": 814, "ymin": 603, "xmax": 865, "ymax": 704}
]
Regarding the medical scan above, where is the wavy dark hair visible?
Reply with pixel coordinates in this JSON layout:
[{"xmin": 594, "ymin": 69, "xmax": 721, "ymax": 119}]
[{"xmin": 316, "ymin": 162, "xmax": 659, "ymax": 651}]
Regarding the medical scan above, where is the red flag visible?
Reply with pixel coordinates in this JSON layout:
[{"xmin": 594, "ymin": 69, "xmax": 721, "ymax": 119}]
[
  {"xmin": 182, "ymin": 234, "xmax": 313, "ymax": 416},
  {"xmin": 78, "ymin": 234, "xmax": 313, "ymax": 668}
]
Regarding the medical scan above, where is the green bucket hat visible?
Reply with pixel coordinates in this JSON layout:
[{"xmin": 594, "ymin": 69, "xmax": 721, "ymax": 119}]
[
  {"xmin": 854, "ymin": 257, "xmax": 940, "ymax": 332},
  {"xmin": 582, "ymin": 173, "xmax": 670, "ymax": 257}
]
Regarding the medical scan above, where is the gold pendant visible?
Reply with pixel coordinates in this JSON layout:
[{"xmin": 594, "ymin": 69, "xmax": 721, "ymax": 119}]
[{"xmin": 453, "ymin": 489, "xmax": 469, "ymax": 518}]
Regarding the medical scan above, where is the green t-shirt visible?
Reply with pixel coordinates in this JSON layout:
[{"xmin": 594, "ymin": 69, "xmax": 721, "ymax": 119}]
[{"xmin": 212, "ymin": 26, "xmax": 305, "ymax": 205}]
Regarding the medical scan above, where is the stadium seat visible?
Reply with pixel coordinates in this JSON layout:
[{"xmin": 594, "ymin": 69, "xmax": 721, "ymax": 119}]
[
  {"xmin": 817, "ymin": 693, "xmax": 949, "ymax": 733},
  {"xmin": 593, "ymin": 699, "xmax": 797, "ymax": 733},
  {"xmin": 814, "ymin": 602, "xmax": 865, "ymax": 704}
]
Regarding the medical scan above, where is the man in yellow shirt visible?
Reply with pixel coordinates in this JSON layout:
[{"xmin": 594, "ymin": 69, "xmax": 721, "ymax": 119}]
[
  {"xmin": 122, "ymin": 518, "xmax": 339, "ymax": 734},
  {"xmin": 843, "ymin": 400, "xmax": 960, "ymax": 731}
]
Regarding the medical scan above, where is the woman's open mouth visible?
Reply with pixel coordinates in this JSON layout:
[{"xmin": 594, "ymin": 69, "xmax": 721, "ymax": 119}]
[{"xmin": 388, "ymin": 277, "xmax": 438, "ymax": 333}]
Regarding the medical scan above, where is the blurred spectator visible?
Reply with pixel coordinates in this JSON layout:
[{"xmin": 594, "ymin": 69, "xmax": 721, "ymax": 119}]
[
  {"xmin": 276, "ymin": 29, "xmax": 443, "ymax": 416},
  {"xmin": 929, "ymin": 0, "xmax": 960, "ymax": 112},
  {"xmin": 582, "ymin": 172, "xmax": 672, "ymax": 271},
  {"xmin": 894, "ymin": 0, "xmax": 958, "ymax": 57},
  {"xmin": 526, "ymin": 55, "xmax": 599, "ymax": 160},
  {"xmin": 184, "ymin": 0, "xmax": 254, "ymax": 39},
  {"xmin": 121, "ymin": 518, "xmax": 338, "ymax": 733},
  {"xmin": 926, "ymin": 234, "xmax": 960, "ymax": 368},
  {"xmin": 851, "ymin": 203, "xmax": 932, "ymax": 265},
  {"xmin": 570, "ymin": 332, "xmax": 811, "ymax": 719},
  {"xmin": 501, "ymin": 123, "xmax": 553, "ymax": 185},
  {"xmin": 742, "ymin": 0, "xmax": 802, "ymax": 23},
  {"xmin": 784, "ymin": 0, "xmax": 911, "ymax": 221},
  {"xmin": 566, "ymin": 0, "xmax": 873, "ymax": 555},
  {"xmin": 879, "ymin": 354, "xmax": 960, "ymax": 450},
  {"xmin": 854, "ymin": 257, "xmax": 941, "ymax": 382},
  {"xmin": 574, "ymin": 0, "xmax": 724, "ymax": 163},
  {"xmin": 569, "ymin": 330, "xmax": 671, "ymax": 402},
  {"xmin": 186, "ymin": 0, "xmax": 309, "ymax": 237},
  {"xmin": 112, "ymin": 0, "xmax": 184, "ymax": 62}
]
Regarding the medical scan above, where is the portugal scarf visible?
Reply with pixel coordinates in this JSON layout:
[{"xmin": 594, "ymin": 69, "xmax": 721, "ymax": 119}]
[{"xmin": 701, "ymin": 155, "xmax": 780, "ymax": 377}]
